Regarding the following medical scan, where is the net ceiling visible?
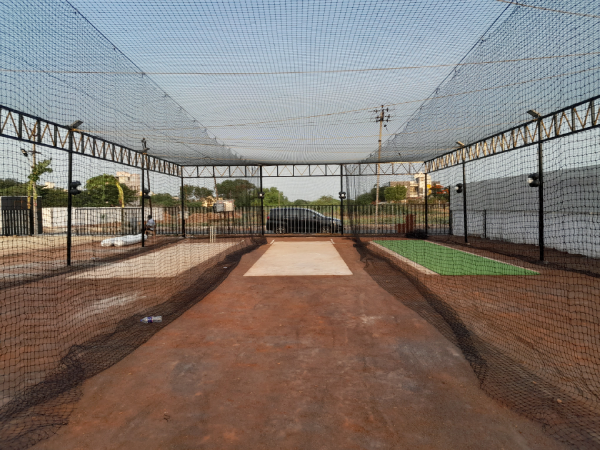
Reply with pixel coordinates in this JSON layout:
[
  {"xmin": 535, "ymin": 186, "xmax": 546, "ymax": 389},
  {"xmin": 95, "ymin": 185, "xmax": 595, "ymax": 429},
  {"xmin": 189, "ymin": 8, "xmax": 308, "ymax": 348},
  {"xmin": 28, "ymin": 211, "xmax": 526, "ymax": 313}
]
[{"xmin": 1, "ymin": 0, "xmax": 598, "ymax": 167}]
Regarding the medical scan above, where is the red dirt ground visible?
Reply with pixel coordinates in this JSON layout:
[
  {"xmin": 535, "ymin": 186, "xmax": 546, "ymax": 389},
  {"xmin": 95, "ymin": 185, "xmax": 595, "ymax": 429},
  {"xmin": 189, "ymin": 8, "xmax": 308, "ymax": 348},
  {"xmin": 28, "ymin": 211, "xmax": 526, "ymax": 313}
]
[{"xmin": 32, "ymin": 237, "xmax": 567, "ymax": 450}]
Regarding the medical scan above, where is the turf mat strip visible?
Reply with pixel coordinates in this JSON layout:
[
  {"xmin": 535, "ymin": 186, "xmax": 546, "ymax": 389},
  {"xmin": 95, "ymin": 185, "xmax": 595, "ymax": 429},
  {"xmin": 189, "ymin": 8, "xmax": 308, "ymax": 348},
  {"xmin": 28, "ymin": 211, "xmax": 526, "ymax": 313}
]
[{"xmin": 373, "ymin": 240, "xmax": 539, "ymax": 276}]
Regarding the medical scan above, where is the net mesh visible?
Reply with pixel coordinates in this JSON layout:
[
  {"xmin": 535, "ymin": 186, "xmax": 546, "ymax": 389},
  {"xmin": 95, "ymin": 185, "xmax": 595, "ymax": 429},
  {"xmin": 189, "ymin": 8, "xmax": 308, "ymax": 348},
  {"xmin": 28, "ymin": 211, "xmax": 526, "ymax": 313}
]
[
  {"xmin": 1, "ymin": 0, "xmax": 600, "ymax": 448},
  {"xmin": 0, "ymin": 144, "xmax": 264, "ymax": 449}
]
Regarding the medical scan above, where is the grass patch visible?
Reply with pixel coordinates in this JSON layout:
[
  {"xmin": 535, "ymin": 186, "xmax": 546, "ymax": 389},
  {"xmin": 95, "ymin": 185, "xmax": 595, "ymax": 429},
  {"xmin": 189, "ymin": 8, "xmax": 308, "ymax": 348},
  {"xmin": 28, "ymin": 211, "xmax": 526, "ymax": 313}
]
[{"xmin": 373, "ymin": 240, "xmax": 539, "ymax": 276}]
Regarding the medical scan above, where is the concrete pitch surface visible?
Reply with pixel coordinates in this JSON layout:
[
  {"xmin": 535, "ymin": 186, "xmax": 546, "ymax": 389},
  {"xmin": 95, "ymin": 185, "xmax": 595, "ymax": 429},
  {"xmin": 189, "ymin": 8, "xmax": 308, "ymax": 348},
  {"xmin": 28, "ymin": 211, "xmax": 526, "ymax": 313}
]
[
  {"xmin": 68, "ymin": 242, "xmax": 239, "ymax": 279},
  {"xmin": 244, "ymin": 241, "xmax": 352, "ymax": 276},
  {"xmin": 33, "ymin": 237, "xmax": 566, "ymax": 450}
]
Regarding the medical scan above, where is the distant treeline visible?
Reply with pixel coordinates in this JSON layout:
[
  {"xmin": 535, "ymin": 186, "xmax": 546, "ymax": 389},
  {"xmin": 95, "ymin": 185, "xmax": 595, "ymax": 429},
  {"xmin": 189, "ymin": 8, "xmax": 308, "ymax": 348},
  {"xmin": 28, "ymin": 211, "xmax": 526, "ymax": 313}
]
[{"xmin": 1, "ymin": 176, "xmax": 448, "ymax": 208}]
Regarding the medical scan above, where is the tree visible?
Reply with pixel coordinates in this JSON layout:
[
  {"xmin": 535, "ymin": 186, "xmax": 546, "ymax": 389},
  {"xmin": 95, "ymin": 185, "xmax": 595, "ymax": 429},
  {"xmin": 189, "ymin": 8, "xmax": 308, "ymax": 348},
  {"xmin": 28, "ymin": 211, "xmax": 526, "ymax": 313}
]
[
  {"xmin": 82, "ymin": 174, "xmax": 136, "ymax": 207},
  {"xmin": 194, "ymin": 186, "xmax": 213, "ymax": 200},
  {"xmin": 352, "ymin": 185, "xmax": 379, "ymax": 205},
  {"xmin": 39, "ymin": 187, "xmax": 68, "ymax": 207},
  {"xmin": 181, "ymin": 184, "xmax": 196, "ymax": 203},
  {"xmin": 152, "ymin": 193, "xmax": 178, "ymax": 207},
  {"xmin": 429, "ymin": 184, "xmax": 449, "ymax": 202},
  {"xmin": 0, "ymin": 178, "xmax": 27, "ymax": 196},
  {"xmin": 216, "ymin": 179, "xmax": 257, "ymax": 207},
  {"xmin": 0, "ymin": 176, "xmax": 69, "ymax": 207},
  {"xmin": 384, "ymin": 184, "xmax": 407, "ymax": 203},
  {"xmin": 293, "ymin": 199, "xmax": 309, "ymax": 205},
  {"xmin": 27, "ymin": 159, "xmax": 53, "ymax": 209},
  {"xmin": 311, "ymin": 195, "xmax": 340, "ymax": 206},
  {"xmin": 252, "ymin": 186, "xmax": 290, "ymax": 207}
]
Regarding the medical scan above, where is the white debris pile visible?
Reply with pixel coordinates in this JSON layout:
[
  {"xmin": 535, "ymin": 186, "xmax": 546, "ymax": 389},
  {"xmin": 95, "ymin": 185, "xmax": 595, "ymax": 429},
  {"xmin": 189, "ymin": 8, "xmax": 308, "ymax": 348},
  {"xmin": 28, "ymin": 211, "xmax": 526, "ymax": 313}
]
[{"xmin": 100, "ymin": 234, "xmax": 146, "ymax": 247}]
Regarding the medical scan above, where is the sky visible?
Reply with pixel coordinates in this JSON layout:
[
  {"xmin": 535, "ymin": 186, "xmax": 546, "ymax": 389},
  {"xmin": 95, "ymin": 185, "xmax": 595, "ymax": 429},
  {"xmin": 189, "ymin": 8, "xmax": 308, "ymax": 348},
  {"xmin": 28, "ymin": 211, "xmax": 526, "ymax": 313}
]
[{"xmin": 62, "ymin": 0, "xmax": 509, "ymax": 164}]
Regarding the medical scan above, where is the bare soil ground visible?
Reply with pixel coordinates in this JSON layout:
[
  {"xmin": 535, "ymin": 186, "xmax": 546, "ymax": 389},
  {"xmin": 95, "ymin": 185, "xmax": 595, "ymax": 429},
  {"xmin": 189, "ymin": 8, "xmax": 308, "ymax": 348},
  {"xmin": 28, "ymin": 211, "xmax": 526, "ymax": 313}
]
[
  {"xmin": 31, "ymin": 237, "xmax": 566, "ymax": 450},
  {"xmin": 366, "ymin": 235, "xmax": 600, "ymax": 447}
]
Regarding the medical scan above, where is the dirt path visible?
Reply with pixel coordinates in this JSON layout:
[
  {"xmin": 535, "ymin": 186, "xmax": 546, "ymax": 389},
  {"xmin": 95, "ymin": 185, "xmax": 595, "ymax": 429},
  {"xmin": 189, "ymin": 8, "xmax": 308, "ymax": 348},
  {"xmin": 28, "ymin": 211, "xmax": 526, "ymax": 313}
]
[{"xmin": 33, "ymin": 237, "xmax": 566, "ymax": 450}]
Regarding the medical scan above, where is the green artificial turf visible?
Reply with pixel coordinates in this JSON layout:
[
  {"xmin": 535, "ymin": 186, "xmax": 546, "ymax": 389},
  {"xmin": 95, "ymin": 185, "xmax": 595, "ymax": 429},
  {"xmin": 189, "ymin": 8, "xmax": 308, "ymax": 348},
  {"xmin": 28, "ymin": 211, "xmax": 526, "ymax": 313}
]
[{"xmin": 373, "ymin": 240, "xmax": 539, "ymax": 276}]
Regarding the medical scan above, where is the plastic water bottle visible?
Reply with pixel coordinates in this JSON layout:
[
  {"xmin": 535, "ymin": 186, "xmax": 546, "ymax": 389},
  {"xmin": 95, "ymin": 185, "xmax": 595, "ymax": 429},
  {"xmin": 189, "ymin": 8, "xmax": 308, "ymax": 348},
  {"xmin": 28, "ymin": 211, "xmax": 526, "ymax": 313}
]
[{"xmin": 140, "ymin": 316, "xmax": 162, "ymax": 324}]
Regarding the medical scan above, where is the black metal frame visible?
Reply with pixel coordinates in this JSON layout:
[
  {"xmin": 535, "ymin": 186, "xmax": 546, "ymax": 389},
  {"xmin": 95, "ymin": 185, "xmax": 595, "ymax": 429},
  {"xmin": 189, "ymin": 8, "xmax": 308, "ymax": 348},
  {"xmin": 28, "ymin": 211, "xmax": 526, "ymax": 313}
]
[
  {"xmin": 0, "ymin": 104, "xmax": 180, "ymax": 176},
  {"xmin": 425, "ymin": 95, "xmax": 600, "ymax": 172}
]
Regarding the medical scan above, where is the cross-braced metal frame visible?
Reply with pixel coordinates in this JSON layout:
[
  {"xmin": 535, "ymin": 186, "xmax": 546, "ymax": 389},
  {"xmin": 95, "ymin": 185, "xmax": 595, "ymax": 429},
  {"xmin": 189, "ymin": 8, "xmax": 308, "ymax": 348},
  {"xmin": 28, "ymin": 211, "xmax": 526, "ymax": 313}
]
[{"xmin": 0, "ymin": 104, "xmax": 425, "ymax": 178}]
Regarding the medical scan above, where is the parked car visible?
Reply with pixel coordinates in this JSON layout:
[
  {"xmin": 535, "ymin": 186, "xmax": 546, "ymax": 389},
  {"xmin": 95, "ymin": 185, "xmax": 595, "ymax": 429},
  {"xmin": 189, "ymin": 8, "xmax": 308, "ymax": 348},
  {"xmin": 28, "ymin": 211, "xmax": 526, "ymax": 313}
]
[{"xmin": 266, "ymin": 207, "xmax": 341, "ymax": 234}]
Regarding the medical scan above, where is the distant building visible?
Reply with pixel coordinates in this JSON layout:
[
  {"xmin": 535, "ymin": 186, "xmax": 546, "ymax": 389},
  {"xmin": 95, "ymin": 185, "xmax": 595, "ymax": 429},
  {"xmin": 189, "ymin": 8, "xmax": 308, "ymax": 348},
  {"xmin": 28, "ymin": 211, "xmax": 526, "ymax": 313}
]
[
  {"xmin": 213, "ymin": 199, "xmax": 235, "ymax": 212},
  {"xmin": 43, "ymin": 182, "xmax": 56, "ymax": 189},
  {"xmin": 202, "ymin": 196, "xmax": 216, "ymax": 208},
  {"xmin": 116, "ymin": 172, "xmax": 140, "ymax": 192},
  {"xmin": 387, "ymin": 172, "xmax": 439, "ymax": 199}
]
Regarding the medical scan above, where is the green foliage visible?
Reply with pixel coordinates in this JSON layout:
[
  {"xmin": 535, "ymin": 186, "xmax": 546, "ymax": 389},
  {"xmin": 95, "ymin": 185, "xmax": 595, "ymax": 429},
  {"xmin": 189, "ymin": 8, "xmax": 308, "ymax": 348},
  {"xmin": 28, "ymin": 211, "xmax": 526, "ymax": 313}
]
[
  {"xmin": 26, "ymin": 159, "xmax": 53, "ymax": 206},
  {"xmin": 152, "ymin": 193, "xmax": 178, "ymax": 207},
  {"xmin": 181, "ymin": 184, "xmax": 195, "ymax": 203},
  {"xmin": 39, "ymin": 187, "xmax": 68, "ymax": 207},
  {"xmin": 27, "ymin": 160, "xmax": 53, "ymax": 185},
  {"xmin": 384, "ymin": 184, "xmax": 407, "ymax": 203},
  {"xmin": 251, "ymin": 186, "xmax": 290, "ymax": 207},
  {"xmin": 352, "ymin": 185, "xmax": 378, "ymax": 205},
  {"xmin": 216, "ymin": 179, "xmax": 256, "ymax": 207},
  {"xmin": 194, "ymin": 186, "xmax": 213, "ymax": 199},
  {"xmin": 310, "ymin": 195, "xmax": 340, "ymax": 206},
  {"xmin": 181, "ymin": 185, "xmax": 213, "ymax": 204},
  {"xmin": 429, "ymin": 184, "xmax": 449, "ymax": 202},
  {"xmin": 82, "ymin": 174, "xmax": 136, "ymax": 207},
  {"xmin": 0, "ymin": 178, "xmax": 27, "ymax": 196},
  {"xmin": 354, "ymin": 190, "xmax": 375, "ymax": 205}
]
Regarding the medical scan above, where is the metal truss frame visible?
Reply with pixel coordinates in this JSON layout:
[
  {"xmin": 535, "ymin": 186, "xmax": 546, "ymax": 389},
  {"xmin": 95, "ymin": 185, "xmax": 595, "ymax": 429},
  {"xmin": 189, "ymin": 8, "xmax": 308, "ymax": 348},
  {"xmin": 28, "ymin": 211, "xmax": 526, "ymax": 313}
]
[
  {"xmin": 1, "ymin": 104, "xmax": 426, "ymax": 178},
  {"xmin": 0, "ymin": 105, "xmax": 180, "ymax": 176},
  {"xmin": 181, "ymin": 162, "xmax": 425, "ymax": 178},
  {"xmin": 425, "ymin": 95, "xmax": 600, "ymax": 172}
]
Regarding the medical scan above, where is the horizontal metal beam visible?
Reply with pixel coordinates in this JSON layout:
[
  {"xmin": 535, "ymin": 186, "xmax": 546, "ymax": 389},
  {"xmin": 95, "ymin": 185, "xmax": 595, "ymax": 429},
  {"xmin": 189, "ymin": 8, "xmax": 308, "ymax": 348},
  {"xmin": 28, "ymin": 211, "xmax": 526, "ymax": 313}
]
[
  {"xmin": 182, "ymin": 162, "xmax": 426, "ymax": 178},
  {"xmin": 0, "ymin": 105, "xmax": 182, "ymax": 177},
  {"xmin": 426, "ymin": 95, "xmax": 600, "ymax": 172},
  {"xmin": 0, "ymin": 105, "xmax": 426, "ymax": 178}
]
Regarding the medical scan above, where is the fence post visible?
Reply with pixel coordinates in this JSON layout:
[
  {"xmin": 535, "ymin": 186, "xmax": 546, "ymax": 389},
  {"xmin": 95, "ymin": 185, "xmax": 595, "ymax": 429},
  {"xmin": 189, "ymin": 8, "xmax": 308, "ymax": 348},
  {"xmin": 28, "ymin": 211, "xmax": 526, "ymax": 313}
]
[
  {"xmin": 424, "ymin": 172, "xmax": 429, "ymax": 236},
  {"xmin": 180, "ymin": 176, "xmax": 186, "ymax": 237},
  {"xmin": 483, "ymin": 209, "xmax": 487, "ymax": 239},
  {"xmin": 66, "ymin": 131, "xmax": 73, "ymax": 266},
  {"xmin": 537, "ymin": 118, "xmax": 545, "ymax": 261},
  {"xmin": 462, "ymin": 161, "xmax": 468, "ymax": 244},
  {"xmin": 141, "ymin": 159, "xmax": 145, "ymax": 247},
  {"xmin": 340, "ymin": 164, "xmax": 344, "ymax": 236},
  {"xmin": 259, "ymin": 166, "xmax": 264, "ymax": 236},
  {"xmin": 29, "ymin": 203, "xmax": 34, "ymax": 236}
]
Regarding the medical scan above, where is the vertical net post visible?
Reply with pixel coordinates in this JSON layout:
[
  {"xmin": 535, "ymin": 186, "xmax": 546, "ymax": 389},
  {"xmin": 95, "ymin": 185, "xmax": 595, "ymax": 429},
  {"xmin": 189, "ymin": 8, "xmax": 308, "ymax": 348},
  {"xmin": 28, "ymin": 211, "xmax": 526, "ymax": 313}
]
[
  {"xmin": 141, "ymin": 160, "xmax": 145, "ymax": 248},
  {"xmin": 462, "ymin": 160, "xmax": 468, "ymax": 244},
  {"xmin": 537, "ymin": 117, "xmax": 545, "ymax": 261},
  {"xmin": 340, "ymin": 165, "xmax": 344, "ymax": 236},
  {"xmin": 259, "ymin": 166, "xmax": 264, "ymax": 236},
  {"xmin": 180, "ymin": 176, "xmax": 186, "ymax": 238},
  {"xmin": 66, "ymin": 130, "xmax": 74, "ymax": 266},
  {"xmin": 424, "ymin": 171, "xmax": 429, "ymax": 236}
]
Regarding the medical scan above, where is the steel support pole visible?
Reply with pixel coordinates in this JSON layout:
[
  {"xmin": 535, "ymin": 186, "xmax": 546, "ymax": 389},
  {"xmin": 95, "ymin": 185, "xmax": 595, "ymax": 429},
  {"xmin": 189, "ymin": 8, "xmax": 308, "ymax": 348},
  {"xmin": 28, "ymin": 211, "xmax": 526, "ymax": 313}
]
[
  {"xmin": 424, "ymin": 172, "xmax": 429, "ymax": 236},
  {"xmin": 141, "ymin": 160, "xmax": 145, "ymax": 248},
  {"xmin": 462, "ymin": 161, "xmax": 468, "ymax": 244},
  {"xmin": 537, "ymin": 119, "xmax": 545, "ymax": 261},
  {"xmin": 340, "ymin": 165, "xmax": 344, "ymax": 236},
  {"xmin": 180, "ymin": 176, "xmax": 186, "ymax": 237},
  {"xmin": 259, "ymin": 166, "xmax": 264, "ymax": 236},
  {"xmin": 66, "ymin": 132, "xmax": 73, "ymax": 265}
]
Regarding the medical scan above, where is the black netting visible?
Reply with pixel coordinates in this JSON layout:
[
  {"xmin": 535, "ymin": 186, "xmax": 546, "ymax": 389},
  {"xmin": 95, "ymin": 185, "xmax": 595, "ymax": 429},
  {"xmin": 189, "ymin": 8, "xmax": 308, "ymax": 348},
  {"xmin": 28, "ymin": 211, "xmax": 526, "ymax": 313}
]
[
  {"xmin": 1, "ymin": 0, "xmax": 600, "ymax": 448},
  {"xmin": 0, "ymin": 144, "xmax": 265, "ymax": 449}
]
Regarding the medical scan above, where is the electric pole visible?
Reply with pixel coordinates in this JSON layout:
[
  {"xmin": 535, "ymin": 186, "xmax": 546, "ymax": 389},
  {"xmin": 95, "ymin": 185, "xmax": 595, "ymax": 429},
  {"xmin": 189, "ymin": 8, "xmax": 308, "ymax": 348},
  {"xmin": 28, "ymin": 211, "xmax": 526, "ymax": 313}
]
[{"xmin": 373, "ymin": 105, "xmax": 390, "ymax": 231}]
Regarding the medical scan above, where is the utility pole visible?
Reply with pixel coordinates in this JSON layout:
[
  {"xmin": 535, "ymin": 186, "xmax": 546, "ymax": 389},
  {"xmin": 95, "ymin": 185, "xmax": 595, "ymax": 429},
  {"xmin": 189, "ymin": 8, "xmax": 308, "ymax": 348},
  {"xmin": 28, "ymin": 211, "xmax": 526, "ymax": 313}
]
[{"xmin": 373, "ymin": 105, "xmax": 390, "ymax": 232}]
